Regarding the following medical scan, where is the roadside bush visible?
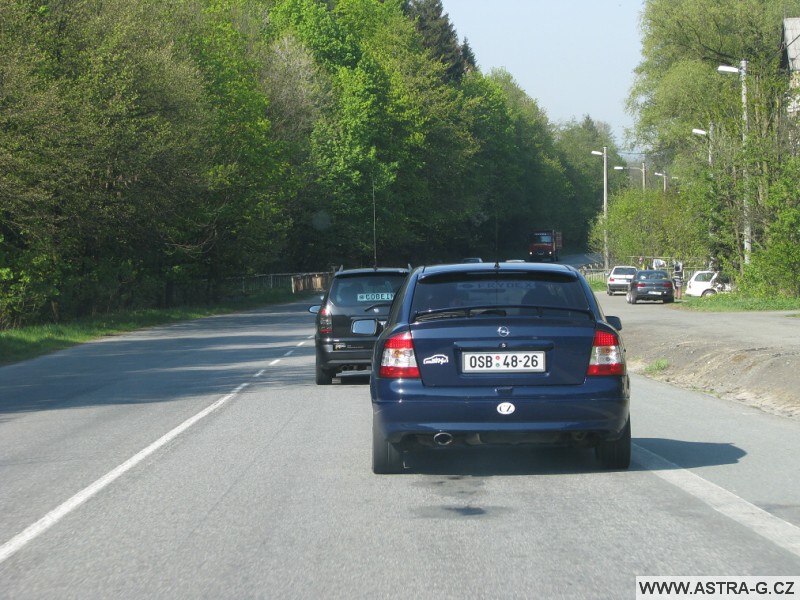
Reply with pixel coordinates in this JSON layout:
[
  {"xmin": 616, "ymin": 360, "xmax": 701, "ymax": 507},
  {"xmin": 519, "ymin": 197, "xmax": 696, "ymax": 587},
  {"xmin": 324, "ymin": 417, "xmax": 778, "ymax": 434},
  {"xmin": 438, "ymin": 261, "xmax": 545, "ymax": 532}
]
[{"xmin": 740, "ymin": 207, "xmax": 800, "ymax": 298}]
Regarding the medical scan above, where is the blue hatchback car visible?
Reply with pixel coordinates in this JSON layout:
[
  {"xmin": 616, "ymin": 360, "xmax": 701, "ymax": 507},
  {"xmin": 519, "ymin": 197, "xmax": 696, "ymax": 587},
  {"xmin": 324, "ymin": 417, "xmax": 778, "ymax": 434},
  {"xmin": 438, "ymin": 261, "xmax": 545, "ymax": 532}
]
[{"xmin": 369, "ymin": 262, "xmax": 630, "ymax": 473}]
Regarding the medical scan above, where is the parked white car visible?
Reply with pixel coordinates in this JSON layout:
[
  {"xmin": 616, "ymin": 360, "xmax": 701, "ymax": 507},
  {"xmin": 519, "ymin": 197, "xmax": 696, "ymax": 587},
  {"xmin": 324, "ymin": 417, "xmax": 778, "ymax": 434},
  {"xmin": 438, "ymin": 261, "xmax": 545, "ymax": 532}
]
[
  {"xmin": 685, "ymin": 271, "xmax": 733, "ymax": 297},
  {"xmin": 606, "ymin": 265, "xmax": 637, "ymax": 295}
]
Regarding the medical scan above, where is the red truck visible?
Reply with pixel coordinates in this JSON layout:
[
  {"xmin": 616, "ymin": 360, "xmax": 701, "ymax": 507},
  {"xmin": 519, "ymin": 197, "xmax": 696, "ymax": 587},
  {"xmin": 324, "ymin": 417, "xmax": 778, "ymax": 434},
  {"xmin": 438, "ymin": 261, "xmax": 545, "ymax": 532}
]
[{"xmin": 528, "ymin": 230, "xmax": 562, "ymax": 262}]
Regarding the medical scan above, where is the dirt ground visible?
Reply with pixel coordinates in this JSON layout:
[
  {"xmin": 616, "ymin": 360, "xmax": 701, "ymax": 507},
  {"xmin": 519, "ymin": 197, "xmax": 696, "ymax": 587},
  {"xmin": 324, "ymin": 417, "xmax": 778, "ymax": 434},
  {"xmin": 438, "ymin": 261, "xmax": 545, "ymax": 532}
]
[{"xmin": 621, "ymin": 321, "xmax": 800, "ymax": 420}]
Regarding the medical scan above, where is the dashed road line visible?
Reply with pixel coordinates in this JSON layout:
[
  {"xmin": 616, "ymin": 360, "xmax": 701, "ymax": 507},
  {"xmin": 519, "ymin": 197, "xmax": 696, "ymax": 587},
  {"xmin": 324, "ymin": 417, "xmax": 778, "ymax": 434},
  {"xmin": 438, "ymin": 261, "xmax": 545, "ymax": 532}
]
[{"xmin": 0, "ymin": 383, "xmax": 251, "ymax": 565}]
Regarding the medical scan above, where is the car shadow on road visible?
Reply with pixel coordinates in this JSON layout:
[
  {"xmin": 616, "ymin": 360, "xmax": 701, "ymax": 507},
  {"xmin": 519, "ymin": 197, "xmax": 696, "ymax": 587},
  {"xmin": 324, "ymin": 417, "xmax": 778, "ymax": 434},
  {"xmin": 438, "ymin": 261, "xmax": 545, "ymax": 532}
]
[
  {"xmin": 334, "ymin": 373, "xmax": 371, "ymax": 385},
  {"xmin": 393, "ymin": 437, "xmax": 746, "ymax": 476},
  {"xmin": 631, "ymin": 438, "xmax": 746, "ymax": 470},
  {"xmin": 401, "ymin": 445, "xmax": 606, "ymax": 476}
]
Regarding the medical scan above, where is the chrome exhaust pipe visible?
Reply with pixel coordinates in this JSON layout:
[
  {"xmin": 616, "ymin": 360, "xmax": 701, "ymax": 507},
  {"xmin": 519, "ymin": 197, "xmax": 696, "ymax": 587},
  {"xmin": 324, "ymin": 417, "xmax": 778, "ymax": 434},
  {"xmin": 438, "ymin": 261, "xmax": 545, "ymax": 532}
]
[{"xmin": 433, "ymin": 432, "xmax": 454, "ymax": 447}]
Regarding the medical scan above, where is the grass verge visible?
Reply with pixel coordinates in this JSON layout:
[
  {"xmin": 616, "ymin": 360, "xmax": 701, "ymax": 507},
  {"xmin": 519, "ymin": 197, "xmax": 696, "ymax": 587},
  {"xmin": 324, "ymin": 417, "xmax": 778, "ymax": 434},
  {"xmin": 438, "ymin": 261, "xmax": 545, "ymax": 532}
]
[
  {"xmin": 676, "ymin": 292, "xmax": 800, "ymax": 312},
  {"xmin": 644, "ymin": 358, "xmax": 670, "ymax": 374},
  {"xmin": 0, "ymin": 288, "xmax": 301, "ymax": 366}
]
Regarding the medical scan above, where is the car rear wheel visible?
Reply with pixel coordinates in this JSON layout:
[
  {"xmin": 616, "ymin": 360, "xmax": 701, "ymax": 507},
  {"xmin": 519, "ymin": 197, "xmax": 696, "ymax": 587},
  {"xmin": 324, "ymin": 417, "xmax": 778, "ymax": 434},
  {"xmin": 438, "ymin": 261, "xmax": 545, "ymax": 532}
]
[
  {"xmin": 701, "ymin": 289, "xmax": 716, "ymax": 297},
  {"xmin": 627, "ymin": 292, "xmax": 637, "ymax": 304},
  {"xmin": 315, "ymin": 359, "xmax": 334, "ymax": 385},
  {"xmin": 372, "ymin": 421, "xmax": 403, "ymax": 474},
  {"xmin": 595, "ymin": 416, "xmax": 631, "ymax": 469}
]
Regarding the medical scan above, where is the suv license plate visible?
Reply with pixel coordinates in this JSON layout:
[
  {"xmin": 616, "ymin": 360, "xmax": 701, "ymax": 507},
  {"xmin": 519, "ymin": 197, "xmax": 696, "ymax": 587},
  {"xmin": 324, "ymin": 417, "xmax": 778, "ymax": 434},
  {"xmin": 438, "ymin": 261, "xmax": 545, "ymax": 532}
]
[{"xmin": 462, "ymin": 351, "xmax": 545, "ymax": 373}]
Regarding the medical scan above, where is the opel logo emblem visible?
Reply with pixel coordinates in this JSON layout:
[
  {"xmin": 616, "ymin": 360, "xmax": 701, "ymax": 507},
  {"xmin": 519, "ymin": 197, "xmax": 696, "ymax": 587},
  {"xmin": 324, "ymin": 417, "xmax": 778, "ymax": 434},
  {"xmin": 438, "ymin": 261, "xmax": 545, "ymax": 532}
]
[
  {"xmin": 497, "ymin": 402, "xmax": 515, "ymax": 415},
  {"xmin": 497, "ymin": 326, "xmax": 510, "ymax": 337}
]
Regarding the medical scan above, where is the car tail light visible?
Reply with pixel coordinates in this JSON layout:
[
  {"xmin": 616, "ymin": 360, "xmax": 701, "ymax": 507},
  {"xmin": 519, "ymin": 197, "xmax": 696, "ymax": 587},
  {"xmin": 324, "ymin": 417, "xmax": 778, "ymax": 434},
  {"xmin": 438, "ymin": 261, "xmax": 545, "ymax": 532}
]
[
  {"xmin": 587, "ymin": 330, "xmax": 625, "ymax": 376},
  {"xmin": 318, "ymin": 306, "xmax": 332, "ymax": 334},
  {"xmin": 379, "ymin": 332, "xmax": 420, "ymax": 378},
  {"xmin": 664, "ymin": 281, "xmax": 674, "ymax": 289}
]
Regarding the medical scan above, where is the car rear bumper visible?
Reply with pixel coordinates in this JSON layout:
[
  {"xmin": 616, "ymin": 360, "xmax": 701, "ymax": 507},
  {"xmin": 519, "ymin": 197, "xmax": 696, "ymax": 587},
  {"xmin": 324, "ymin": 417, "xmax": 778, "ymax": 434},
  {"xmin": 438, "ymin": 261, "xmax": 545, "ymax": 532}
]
[
  {"xmin": 316, "ymin": 338, "xmax": 375, "ymax": 371},
  {"xmin": 372, "ymin": 378, "xmax": 630, "ymax": 446},
  {"xmin": 632, "ymin": 291, "xmax": 674, "ymax": 301}
]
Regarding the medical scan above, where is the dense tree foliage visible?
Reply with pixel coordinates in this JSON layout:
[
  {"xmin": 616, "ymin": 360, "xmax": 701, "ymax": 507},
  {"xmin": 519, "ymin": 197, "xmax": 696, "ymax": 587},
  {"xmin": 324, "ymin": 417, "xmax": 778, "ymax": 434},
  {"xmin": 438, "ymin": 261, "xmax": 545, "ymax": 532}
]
[
  {"xmin": 611, "ymin": 0, "xmax": 800, "ymax": 296},
  {"xmin": 1, "ymin": 0, "xmax": 618, "ymax": 327}
]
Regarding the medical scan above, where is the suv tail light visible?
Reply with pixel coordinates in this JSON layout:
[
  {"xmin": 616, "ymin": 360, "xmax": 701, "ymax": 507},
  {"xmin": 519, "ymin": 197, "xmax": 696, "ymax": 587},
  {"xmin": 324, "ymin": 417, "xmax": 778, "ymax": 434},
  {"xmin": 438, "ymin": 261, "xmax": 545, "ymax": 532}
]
[
  {"xmin": 586, "ymin": 330, "xmax": 625, "ymax": 376},
  {"xmin": 318, "ymin": 306, "xmax": 332, "ymax": 334},
  {"xmin": 379, "ymin": 332, "xmax": 420, "ymax": 378}
]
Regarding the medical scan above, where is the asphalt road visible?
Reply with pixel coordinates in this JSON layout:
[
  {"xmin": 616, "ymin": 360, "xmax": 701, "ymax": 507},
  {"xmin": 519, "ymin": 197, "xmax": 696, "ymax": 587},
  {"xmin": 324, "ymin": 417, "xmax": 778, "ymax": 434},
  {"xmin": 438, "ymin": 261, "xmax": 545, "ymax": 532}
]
[{"xmin": 1, "ymin": 296, "xmax": 799, "ymax": 599}]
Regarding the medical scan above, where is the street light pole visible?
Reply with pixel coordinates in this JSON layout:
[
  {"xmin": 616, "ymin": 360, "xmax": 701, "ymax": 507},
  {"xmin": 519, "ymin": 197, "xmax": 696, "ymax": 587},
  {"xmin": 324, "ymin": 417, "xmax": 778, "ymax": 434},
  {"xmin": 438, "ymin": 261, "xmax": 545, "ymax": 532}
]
[
  {"xmin": 640, "ymin": 161, "xmax": 646, "ymax": 191},
  {"xmin": 692, "ymin": 126, "xmax": 713, "ymax": 166},
  {"xmin": 653, "ymin": 171, "xmax": 668, "ymax": 192},
  {"xmin": 718, "ymin": 60, "xmax": 751, "ymax": 262},
  {"xmin": 591, "ymin": 147, "xmax": 609, "ymax": 271},
  {"xmin": 613, "ymin": 162, "xmax": 646, "ymax": 190}
]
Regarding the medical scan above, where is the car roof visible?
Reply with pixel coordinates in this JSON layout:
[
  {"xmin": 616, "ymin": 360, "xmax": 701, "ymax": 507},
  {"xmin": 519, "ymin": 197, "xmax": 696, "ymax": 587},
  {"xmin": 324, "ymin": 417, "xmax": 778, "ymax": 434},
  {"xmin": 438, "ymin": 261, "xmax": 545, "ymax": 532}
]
[
  {"xmin": 334, "ymin": 267, "xmax": 409, "ymax": 277},
  {"xmin": 416, "ymin": 262, "xmax": 578, "ymax": 276},
  {"xmin": 611, "ymin": 265, "xmax": 637, "ymax": 270}
]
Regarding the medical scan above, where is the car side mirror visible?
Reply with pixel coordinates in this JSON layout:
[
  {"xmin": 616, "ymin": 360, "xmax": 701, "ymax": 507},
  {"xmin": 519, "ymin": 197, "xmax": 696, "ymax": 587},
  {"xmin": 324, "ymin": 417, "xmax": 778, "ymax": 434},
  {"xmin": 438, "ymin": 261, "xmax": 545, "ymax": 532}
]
[
  {"xmin": 352, "ymin": 319, "xmax": 378, "ymax": 335},
  {"xmin": 606, "ymin": 316, "xmax": 622, "ymax": 331}
]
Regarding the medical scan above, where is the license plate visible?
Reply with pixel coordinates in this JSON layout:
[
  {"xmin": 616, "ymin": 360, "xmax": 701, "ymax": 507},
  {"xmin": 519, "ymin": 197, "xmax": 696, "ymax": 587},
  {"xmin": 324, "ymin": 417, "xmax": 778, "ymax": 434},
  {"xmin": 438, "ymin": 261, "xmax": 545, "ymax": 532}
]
[
  {"xmin": 462, "ymin": 351, "xmax": 546, "ymax": 373},
  {"xmin": 648, "ymin": 290, "xmax": 664, "ymax": 295}
]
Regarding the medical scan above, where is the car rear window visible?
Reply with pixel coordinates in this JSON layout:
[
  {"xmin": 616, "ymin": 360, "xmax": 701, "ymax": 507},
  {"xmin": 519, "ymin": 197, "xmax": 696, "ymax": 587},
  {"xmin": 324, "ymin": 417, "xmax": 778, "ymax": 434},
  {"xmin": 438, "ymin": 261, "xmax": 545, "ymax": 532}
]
[
  {"xmin": 637, "ymin": 270, "xmax": 669, "ymax": 280},
  {"xmin": 411, "ymin": 272, "xmax": 589, "ymax": 315},
  {"xmin": 612, "ymin": 267, "xmax": 636, "ymax": 276},
  {"xmin": 330, "ymin": 274, "xmax": 407, "ymax": 307}
]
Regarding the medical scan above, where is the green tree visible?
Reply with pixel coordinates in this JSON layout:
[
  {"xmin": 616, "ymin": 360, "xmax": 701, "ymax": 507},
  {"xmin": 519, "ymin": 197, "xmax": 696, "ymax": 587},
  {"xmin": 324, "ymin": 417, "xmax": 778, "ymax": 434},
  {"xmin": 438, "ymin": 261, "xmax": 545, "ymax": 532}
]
[
  {"xmin": 403, "ymin": 0, "xmax": 474, "ymax": 83},
  {"xmin": 629, "ymin": 0, "xmax": 800, "ymax": 293},
  {"xmin": 486, "ymin": 69, "xmax": 573, "ymax": 259},
  {"xmin": 554, "ymin": 117, "xmax": 626, "ymax": 252}
]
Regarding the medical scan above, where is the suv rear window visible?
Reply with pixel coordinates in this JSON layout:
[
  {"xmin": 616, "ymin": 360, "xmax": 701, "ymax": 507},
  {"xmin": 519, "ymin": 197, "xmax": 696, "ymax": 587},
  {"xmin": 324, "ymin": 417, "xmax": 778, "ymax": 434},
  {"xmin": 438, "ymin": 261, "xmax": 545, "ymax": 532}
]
[
  {"xmin": 329, "ymin": 274, "xmax": 407, "ymax": 307},
  {"xmin": 411, "ymin": 272, "xmax": 589, "ymax": 315}
]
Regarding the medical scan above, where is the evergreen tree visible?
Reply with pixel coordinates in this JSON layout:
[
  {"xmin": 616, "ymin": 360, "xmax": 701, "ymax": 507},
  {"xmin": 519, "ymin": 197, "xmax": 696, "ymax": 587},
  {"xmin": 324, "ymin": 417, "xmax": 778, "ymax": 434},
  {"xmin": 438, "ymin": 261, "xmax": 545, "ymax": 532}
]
[{"xmin": 403, "ymin": 0, "xmax": 469, "ymax": 82}]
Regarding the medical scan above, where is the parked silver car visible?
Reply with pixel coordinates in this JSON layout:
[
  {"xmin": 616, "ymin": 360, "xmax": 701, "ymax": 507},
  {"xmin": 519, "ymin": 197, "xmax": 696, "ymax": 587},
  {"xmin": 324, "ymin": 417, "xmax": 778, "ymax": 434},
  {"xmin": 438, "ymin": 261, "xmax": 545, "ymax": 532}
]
[{"xmin": 606, "ymin": 265, "xmax": 637, "ymax": 295}]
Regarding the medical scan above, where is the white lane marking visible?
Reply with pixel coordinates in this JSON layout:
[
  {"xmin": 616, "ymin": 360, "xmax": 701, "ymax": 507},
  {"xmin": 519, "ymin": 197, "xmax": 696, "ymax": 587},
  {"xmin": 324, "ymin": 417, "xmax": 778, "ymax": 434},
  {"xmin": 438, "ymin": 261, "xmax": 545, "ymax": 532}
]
[
  {"xmin": 0, "ymin": 383, "xmax": 250, "ymax": 565},
  {"xmin": 255, "ymin": 370, "xmax": 265, "ymax": 377},
  {"xmin": 296, "ymin": 341, "xmax": 306, "ymax": 347},
  {"xmin": 634, "ymin": 444, "xmax": 800, "ymax": 558},
  {"xmin": 269, "ymin": 359, "xmax": 280, "ymax": 366},
  {"xmin": 284, "ymin": 350, "xmax": 293, "ymax": 357}
]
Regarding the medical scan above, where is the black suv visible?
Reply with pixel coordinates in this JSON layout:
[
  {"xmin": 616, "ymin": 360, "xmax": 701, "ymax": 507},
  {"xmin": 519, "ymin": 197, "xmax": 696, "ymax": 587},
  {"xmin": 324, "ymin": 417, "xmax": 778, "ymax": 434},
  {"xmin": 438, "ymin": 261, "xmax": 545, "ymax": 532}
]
[{"xmin": 309, "ymin": 267, "xmax": 409, "ymax": 385}]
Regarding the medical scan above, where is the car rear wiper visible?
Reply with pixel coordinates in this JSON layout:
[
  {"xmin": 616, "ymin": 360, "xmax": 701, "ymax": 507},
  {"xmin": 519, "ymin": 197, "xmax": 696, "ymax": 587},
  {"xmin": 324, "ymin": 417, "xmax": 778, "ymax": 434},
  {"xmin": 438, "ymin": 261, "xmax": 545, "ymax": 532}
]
[
  {"xmin": 465, "ymin": 303, "xmax": 593, "ymax": 318},
  {"xmin": 413, "ymin": 308, "xmax": 469, "ymax": 322},
  {"xmin": 413, "ymin": 304, "xmax": 594, "ymax": 322},
  {"xmin": 363, "ymin": 302, "xmax": 392, "ymax": 312},
  {"xmin": 520, "ymin": 304, "xmax": 594, "ymax": 318},
  {"xmin": 413, "ymin": 305, "xmax": 509, "ymax": 322}
]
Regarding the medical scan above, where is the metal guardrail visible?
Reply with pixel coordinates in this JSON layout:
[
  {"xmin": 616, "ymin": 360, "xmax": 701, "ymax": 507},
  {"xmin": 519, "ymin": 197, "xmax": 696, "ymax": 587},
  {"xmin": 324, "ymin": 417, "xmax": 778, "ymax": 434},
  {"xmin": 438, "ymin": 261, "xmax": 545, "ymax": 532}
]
[
  {"xmin": 580, "ymin": 268, "xmax": 608, "ymax": 284},
  {"xmin": 235, "ymin": 265, "xmax": 716, "ymax": 295},
  {"xmin": 290, "ymin": 272, "xmax": 332, "ymax": 293},
  {"xmin": 580, "ymin": 267, "xmax": 709, "ymax": 285},
  {"xmin": 227, "ymin": 272, "xmax": 333, "ymax": 294}
]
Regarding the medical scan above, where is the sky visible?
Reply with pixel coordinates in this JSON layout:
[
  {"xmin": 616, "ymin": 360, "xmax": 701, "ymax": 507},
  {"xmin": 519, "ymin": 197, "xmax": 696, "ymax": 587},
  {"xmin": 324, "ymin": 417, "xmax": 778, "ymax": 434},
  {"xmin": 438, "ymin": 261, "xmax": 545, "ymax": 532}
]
[{"xmin": 439, "ymin": 0, "xmax": 646, "ymax": 148}]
